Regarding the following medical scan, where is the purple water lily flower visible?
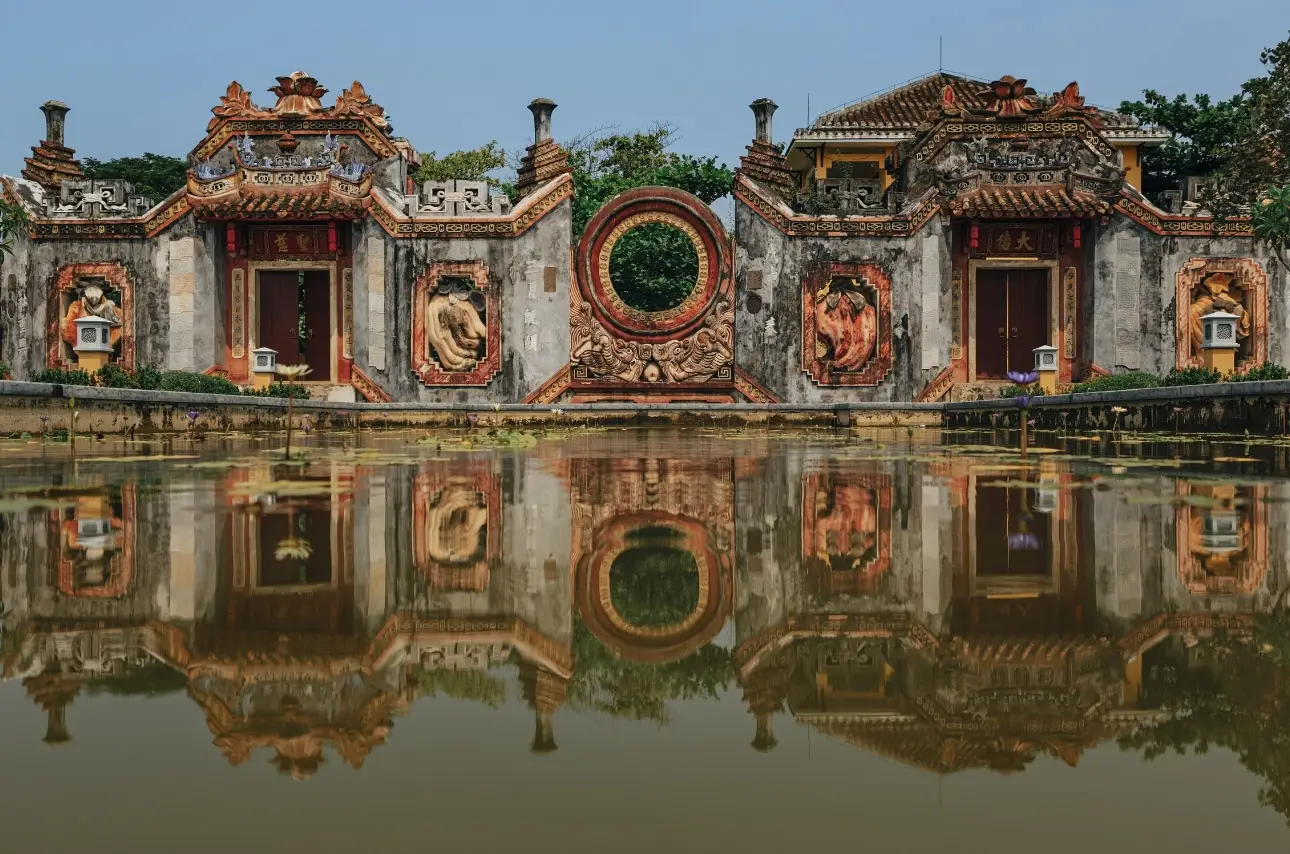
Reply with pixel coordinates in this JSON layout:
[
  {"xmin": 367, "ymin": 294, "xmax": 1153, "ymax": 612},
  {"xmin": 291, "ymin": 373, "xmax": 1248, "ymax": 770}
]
[
  {"xmin": 39, "ymin": 415, "xmax": 49, "ymax": 424},
  {"xmin": 1008, "ymin": 532, "xmax": 1041, "ymax": 551},
  {"xmin": 1007, "ymin": 370, "xmax": 1039, "ymax": 386},
  {"xmin": 186, "ymin": 409, "xmax": 200, "ymax": 424}
]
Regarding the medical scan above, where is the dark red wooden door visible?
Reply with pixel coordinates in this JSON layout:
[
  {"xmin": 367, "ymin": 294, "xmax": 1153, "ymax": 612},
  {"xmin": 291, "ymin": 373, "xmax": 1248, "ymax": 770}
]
[
  {"xmin": 301, "ymin": 270, "xmax": 330, "ymax": 377},
  {"xmin": 258, "ymin": 271, "xmax": 300, "ymax": 365},
  {"xmin": 976, "ymin": 270, "xmax": 1009, "ymax": 378},
  {"xmin": 1008, "ymin": 269, "xmax": 1050, "ymax": 373}
]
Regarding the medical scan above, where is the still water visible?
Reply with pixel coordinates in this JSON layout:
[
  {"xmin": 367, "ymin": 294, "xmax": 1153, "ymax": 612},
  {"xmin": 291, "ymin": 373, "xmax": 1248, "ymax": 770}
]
[{"xmin": 1, "ymin": 427, "xmax": 1289, "ymax": 853}]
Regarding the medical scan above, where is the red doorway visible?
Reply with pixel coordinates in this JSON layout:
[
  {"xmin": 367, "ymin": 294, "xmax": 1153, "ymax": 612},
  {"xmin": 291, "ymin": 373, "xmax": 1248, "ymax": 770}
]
[
  {"xmin": 975, "ymin": 268, "xmax": 1049, "ymax": 379},
  {"xmin": 257, "ymin": 270, "xmax": 331, "ymax": 377}
]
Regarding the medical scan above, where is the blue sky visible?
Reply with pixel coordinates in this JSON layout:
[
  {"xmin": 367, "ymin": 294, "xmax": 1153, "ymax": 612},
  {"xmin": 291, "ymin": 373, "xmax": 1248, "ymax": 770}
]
[{"xmin": 1, "ymin": 0, "xmax": 1287, "ymax": 177}]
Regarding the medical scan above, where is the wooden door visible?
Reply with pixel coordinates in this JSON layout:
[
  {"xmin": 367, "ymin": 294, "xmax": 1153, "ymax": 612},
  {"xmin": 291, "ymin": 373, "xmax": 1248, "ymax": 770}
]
[
  {"xmin": 258, "ymin": 271, "xmax": 300, "ymax": 365},
  {"xmin": 1008, "ymin": 269, "xmax": 1050, "ymax": 373},
  {"xmin": 976, "ymin": 270, "xmax": 1009, "ymax": 378},
  {"xmin": 300, "ymin": 270, "xmax": 330, "ymax": 377}
]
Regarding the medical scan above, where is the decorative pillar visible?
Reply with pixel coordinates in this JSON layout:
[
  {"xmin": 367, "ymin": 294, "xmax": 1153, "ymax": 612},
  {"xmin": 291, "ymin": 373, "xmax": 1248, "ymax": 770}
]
[
  {"xmin": 750, "ymin": 98, "xmax": 777, "ymax": 145},
  {"xmin": 1200, "ymin": 310, "xmax": 1240, "ymax": 374},
  {"xmin": 1033, "ymin": 344, "xmax": 1058, "ymax": 394},
  {"xmin": 529, "ymin": 98, "xmax": 556, "ymax": 143},
  {"xmin": 72, "ymin": 316, "xmax": 113, "ymax": 372},
  {"xmin": 40, "ymin": 100, "xmax": 70, "ymax": 146}
]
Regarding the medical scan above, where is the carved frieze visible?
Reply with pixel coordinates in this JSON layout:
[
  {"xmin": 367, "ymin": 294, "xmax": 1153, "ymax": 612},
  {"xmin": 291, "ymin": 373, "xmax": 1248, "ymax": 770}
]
[{"xmin": 801, "ymin": 262, "xmax": 893, "ymax": 387}]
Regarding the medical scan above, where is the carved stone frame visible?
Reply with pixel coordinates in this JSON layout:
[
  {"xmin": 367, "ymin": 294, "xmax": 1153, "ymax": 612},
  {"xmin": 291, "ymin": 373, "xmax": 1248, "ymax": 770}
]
[
  {"xmin": 1174, "ymin": 257, "xmax": 1268, "ymax": 371},
  {"xmin": 411, "ymin": 260, "xmax": 500, "ymax": 387},
  {"xmin": 47, "ymin": 262, "xmax": 134, "ymax": 370},
  {"xmin": 801, "ymin": 261, "xmax": 893, "ymax": 386}
]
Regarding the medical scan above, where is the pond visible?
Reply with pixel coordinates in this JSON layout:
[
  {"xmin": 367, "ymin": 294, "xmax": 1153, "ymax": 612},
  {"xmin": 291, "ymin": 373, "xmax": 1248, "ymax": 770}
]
[{"xmin": 1, "ymin": 426, "xmax": 1288, "ymax": 853}]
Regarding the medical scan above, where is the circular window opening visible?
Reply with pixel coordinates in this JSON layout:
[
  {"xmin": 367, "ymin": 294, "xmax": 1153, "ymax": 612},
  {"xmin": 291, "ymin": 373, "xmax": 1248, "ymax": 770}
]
[
  {"xmin": 608, "ymin": 222, "xmax": 700, "ymax": 312},
  {"xmin": 608, "ymin": 525, "xmax": 700, "ymax": 628}
]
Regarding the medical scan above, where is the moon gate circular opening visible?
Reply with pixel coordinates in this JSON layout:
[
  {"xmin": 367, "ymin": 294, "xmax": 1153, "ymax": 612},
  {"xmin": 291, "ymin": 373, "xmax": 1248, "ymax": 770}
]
[{"xmin": 606, "ymin": 221, "xmax": 701, "ymax": 313}]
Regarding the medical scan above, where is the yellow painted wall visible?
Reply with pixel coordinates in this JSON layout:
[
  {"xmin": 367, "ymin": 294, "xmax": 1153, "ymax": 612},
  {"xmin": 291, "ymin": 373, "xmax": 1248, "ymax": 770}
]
[
  {"xmin": 815, "ymin": 148, "xmax": 897, "ymax": 190},
  {"xmin": 1118, "ymin": 144, "xmax": 1142, "ymax": 191}
]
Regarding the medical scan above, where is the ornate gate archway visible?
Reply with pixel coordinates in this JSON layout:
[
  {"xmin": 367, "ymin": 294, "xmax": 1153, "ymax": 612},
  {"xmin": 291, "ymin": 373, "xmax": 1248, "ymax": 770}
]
[{"xmin": 569, "ymin": 186, "xmax": 735, "ymax": 399}]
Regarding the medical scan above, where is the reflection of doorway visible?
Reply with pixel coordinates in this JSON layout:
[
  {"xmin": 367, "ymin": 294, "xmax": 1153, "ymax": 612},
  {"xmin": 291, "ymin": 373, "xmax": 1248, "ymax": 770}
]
[
  {"xmin": 975, "ymin": 269, "xmax": 1050, "ymax": 378},
  {"xmin": 974, "ymin": 481, "xmax": 1051, "ymax": 578},
  {"xmin": 257, "ymin": 270, "xmax": 330, "ymax": 376},
  {"xmin": 258, "ymin": 506, "xmax": 333, "ymax": 587}
]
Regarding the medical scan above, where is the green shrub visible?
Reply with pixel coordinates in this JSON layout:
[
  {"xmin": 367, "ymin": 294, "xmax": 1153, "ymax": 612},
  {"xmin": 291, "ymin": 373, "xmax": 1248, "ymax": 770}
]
[
  {"xmin": 0, "ymin": 361, "xmax": 10, "ymax": 380},
  {"xmin": 1070, "ymin": 371, "xmax": 1159, "ymax": 394},
  {"xmin": 134, "ymin": 364, "xmax": 163, "ymax": 390},
  {"xmin": 157, "ymin": 370, "xmax": 241, "ymax": 396},
  {"xmin": 95, "ymin": 364, "xmax": 139, "ymax": 388},
  {"xmin": 1162, "ymin": 366, "xmax": 1222, "ymax": 386},
  {"xmin": 245, "ymin": 381, "xmax": 311, "ymax": 400},
  {"xmin": 32, "ymin": 367, "xmax": 94, "ymax": 386},
  {"xmin": 999, "ymin": 383, "xmax": 1043, "ymax": 399},
  {"xmin": 1230, "ymin": 363, "xmax": 1290, "ymax": 382}
]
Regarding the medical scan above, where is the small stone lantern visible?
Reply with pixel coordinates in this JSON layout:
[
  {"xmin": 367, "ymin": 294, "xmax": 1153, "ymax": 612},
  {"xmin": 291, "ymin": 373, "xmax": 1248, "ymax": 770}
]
[
  {"xmin": 1200, "ymin": 310, "xmax": 1240, "ymax": 374},
  {"xmin": 72, "ymin": 316, "xmax": 114, "ymax": 372},
  {"xmin": 251, "ymin": 347, "xmax": 277, "ymax": 391},
  {"xmin": 1199, "ymin": 510, "xmax": 1242, "ymax": 555},
  {"xmin": 1032, "ymin": 344, "xmax": 1058, "ymax": 394}
]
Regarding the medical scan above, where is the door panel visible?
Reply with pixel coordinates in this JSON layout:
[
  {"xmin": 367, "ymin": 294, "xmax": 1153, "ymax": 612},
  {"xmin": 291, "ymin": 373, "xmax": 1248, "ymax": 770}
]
[
  {"xmin": 301, "ymin": 270, "xmax": 330, "ymax": 377},
  {"xmin": 258, "ymin": 271, "xmax": 300, "ymax": 365},
  {"xmin": 976, "ymin": 270, "xmax": 1009, "ymax": 379},
  {"xmin": 1008, "ymin": 269, "xmax": 1050, "ymax": 372}
]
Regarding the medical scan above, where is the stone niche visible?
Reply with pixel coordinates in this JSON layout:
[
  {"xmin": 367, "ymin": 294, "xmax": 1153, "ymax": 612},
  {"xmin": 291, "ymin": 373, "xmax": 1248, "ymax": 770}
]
[
  {"xmin": 410, "ymin": 260, "xmax": 500, "ymax": 387},
  {"xmin": 46, "ymin": 262, "xmax": 134, "ymax": 370},
  {"xmin": 1174, "ymin": 258, "xmax": 1268, "ymax": 372}
]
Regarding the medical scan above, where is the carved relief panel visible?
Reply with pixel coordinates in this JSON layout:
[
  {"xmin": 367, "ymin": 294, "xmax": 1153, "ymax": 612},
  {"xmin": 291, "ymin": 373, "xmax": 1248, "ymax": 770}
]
[
  {"xmin": 1175, "ymin": 258, "xmax": 1268, "ymax": 371},
  {"xmin": 46, "ymin": 262, "xmax": 133, "ymax": 370},
  {"xmin": 411, "ymin": 260, "xmax": 500, "ymax": 387},
  {"xmin": 802, "ymin": 262, "xmax": 893, "ymax": 386}
]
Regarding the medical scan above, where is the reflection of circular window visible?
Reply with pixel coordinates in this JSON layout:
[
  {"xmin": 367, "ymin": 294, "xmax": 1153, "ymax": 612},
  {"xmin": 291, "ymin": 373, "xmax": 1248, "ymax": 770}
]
[
  {"xmin": 608, "ymin": 527, "xmax": 700, "ymax": 629},
  {"xmin": 607, "ymin": 222, "xmax": 700, "ymax": 312}
]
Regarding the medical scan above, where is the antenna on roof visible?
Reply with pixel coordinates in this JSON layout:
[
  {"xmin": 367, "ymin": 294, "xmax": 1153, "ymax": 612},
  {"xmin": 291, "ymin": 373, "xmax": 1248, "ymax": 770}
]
[
  {"xmin": 806, "ymin": 93, "xmax": 810, "ymax": 126},
  {"xmin": 939, "ymin": 35, "xmax": 943, "ymax": 72}
]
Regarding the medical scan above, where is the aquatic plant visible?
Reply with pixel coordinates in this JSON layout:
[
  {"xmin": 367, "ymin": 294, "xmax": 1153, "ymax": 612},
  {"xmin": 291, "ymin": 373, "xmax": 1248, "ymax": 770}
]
[{"xmin": 275, "ymin": 363, "xmax": 312, "ymax": 459}]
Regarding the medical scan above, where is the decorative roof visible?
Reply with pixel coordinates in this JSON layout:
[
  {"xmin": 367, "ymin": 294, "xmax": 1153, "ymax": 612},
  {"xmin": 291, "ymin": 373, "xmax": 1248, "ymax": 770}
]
[
  {"xmin": 946, "ymin": 183, "xmax": 1115, "ymax": 219},
  {"xmin": 206, "ymin": 72, "xmax": 392, "ymax": 133},
  {"xmin": 801, "ymin": 72, "xmax": 1158, "ymax": 138}
]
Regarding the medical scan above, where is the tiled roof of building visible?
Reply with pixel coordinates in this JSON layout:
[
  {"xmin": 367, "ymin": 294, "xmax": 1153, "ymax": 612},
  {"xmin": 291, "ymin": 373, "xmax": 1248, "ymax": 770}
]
[
  {"xmin": 805, "ymin": 72, "xmax": 1150, "ymax": 135},
  {"xmin": 187, "ymin": 189, "xmax": 370, "ymax": 220},
  {"xmin": 946, "ymin": 184, "xmax": 1115, "ymax": 219}
]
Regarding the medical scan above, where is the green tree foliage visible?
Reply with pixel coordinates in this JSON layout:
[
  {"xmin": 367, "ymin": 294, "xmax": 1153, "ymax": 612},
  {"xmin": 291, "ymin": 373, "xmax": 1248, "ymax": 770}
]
[
  {"xmin": 1117, "ymin": 91, "xmax": 1248, "ymax": 197},
  {"xmin": 1119, "ymin": 614, "xmax": 1290, "ymax": 824},
  {"xmin": 1254, "ymin": 184, "xmax": 1290, "ymax": 273},
  {"xmin": 0, "ymin": 198, "xmax": 31, "ymax": 257},
  {"xmin": 566, "ymin": 620, "xmax": 734, "ymax": 724},
  {"xmin": 81, "ymin": 153, "xmax": 188, "ymax": 201},
  {"xmin": 413, "ymin": 141, "xmax": 510, "ymax": 189}
]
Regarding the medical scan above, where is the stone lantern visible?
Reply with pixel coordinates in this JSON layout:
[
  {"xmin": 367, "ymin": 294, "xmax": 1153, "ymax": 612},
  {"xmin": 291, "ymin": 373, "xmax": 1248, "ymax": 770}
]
[
  {"xmin": 72, "ymin": 316, "xmax": 114, "ymax": 372},
  {"xmin": 1200, "ymin": 510, "xmax": 1242, "ymax": 555},
  {"xmin": 1032, "ymin": 344, "xmax": 1058, "ymax": 394},
  {"xmin": 251, "ymin": 347, "xmax": 277, "ymax": 391},
  {"xmin": 1200, "ymin": 310, "xmax": 1240, "ymax": 374}
]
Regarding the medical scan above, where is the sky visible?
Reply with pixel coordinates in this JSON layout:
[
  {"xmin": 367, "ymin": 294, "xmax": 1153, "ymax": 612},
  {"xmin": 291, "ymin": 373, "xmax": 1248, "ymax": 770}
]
[{"xmin": 1, "ymin": 0, "xmax": 1288, "ymax": 180}]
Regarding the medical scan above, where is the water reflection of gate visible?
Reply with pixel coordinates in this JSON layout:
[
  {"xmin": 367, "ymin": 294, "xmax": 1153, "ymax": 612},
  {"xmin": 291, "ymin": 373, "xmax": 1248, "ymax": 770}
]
[{"xmin": 573, "ymin": 458, "xmax": 734, "ymax": 663}]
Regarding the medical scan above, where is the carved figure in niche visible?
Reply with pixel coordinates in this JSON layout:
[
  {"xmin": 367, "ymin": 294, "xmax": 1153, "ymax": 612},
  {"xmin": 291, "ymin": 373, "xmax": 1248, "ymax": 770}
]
[
  {"xmin": 426, "ymin": 277, "xmax": 488, "ymax": 372},
  {"xmin": 423, "ymin": 486, "xmax": 488, "ymax": 568},
  {"xmin": 815, "ymin": 275, "xmax": 877, "ymax": 371},
  {"xmin": 1188, "ymin": 271, "xmax": 1250, "ymax": 355},
  {"xmin": 60, "ymin": 282, "xmax": 123, "ymax": 351}
]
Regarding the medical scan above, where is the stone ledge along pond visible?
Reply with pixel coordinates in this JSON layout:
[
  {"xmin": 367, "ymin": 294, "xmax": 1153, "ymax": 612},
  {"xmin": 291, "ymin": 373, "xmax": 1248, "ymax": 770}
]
[{"xmin": 1, "ymin": 425, "xmax": 1289, "ymax": 853}]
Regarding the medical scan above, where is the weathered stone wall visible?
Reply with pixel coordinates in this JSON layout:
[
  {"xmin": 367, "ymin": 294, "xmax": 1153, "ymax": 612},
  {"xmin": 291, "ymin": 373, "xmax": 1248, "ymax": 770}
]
[
  {"xmin": 0, "ymin": 216, "xmax": 225, "ymax": 379},
  {"xmin": 1089, "ymin": 216, "xmax": 1287, "ymax": 375},
  {"xmin": 734, "ymin": 200, "xmax": 949, "ymax": 403},
  {"xmin": 350, "ymin": 198, "xmax": 572, "ymax": 403}
]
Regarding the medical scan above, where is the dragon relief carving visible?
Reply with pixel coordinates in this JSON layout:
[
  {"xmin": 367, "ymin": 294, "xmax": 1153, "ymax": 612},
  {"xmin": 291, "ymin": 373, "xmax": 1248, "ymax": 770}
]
[{"xmin": 570, "ymin": 293, "xmax": 734, "ymax": 383}]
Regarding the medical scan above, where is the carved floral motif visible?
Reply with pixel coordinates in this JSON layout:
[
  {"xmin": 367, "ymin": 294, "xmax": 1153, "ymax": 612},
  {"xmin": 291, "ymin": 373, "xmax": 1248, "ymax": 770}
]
[{"xmin": 332, "ymin": 81, "xmax": 390, "ymax": 131}]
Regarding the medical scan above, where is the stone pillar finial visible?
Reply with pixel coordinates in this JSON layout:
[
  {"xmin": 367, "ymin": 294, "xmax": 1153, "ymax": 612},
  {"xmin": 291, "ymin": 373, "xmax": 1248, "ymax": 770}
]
[
  {"xmin": 40, "ymin": 100, "xmax": 70, "ymax": 147},
  {"xmin": 750, "ymin": 98, "xmax": 778, "ymax": 145},
  {"xmin": 528, "ymin": 98, "xmax": 557, "ymax": 144}
]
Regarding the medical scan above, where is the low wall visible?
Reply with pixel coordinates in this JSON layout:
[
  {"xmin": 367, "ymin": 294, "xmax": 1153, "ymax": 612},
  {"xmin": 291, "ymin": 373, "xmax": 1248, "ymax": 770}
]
[
  {"xmin": 0, "ymin": 381, "xmax": 942, "ymax": 434},
  {"xmin": 943, "ymin": 379, "xmax": 1290, "ymax": 433}
]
